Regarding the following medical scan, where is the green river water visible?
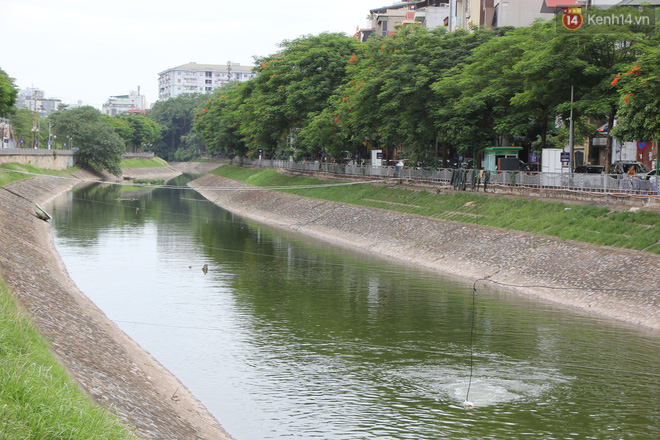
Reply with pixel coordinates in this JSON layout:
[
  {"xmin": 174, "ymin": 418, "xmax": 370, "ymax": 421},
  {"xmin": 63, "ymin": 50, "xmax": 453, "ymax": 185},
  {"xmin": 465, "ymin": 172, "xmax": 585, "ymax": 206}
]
[{"xmin": 49, "ymin": 176, "xmax": 660, "ymax": 439}]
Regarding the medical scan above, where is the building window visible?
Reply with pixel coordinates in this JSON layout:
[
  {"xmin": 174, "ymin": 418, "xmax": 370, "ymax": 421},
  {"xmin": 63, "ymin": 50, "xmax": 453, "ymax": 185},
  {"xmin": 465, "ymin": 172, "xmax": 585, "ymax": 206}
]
[
  {"xmin": 206, "ymin": 71, "xmax": 212, "ymax": 77},
  {"xmin": 205, "ymin": 79, "xmax": 212, "ymax": 84}
]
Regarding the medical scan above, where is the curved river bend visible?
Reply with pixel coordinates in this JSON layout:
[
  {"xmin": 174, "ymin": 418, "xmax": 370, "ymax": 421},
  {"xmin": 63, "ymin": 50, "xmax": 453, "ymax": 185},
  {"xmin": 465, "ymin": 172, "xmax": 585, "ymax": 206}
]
[{"xmin": 50, "ymin": 177, "xmax": 660, "ymax": 440}]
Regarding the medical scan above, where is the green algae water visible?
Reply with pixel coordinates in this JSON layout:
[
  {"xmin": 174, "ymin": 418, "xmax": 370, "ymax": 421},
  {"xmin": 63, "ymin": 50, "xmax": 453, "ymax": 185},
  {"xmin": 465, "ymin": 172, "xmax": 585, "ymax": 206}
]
[{"xmin": 49, "ymin": 177, "xmax": 660, "ymax": 440}]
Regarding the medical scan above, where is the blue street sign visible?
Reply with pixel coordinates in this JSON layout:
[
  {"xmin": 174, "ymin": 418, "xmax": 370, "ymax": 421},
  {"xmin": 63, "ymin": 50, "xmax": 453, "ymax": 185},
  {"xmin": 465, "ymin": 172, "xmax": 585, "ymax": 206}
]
[
  {"xmin": 47, "ymin": 141, "xmax": 52, "ymax": 146},
  {"xmin": 529, "ymin": 153, "xmax": 539, "ymax": 163},
  {"xmin": 560, "ymin": 152, "xmax": 570, "ymax": 163},
  {"xmin": 63, "ymin": 142, "xmax": 67, "ymax": 147},
  {"xmin": 637, "ymin": 141, "xmax": 647, "ymax": 149},
  {"xmin": 20, "ymin": 139, "xmax": 24, "ymax": 144}
]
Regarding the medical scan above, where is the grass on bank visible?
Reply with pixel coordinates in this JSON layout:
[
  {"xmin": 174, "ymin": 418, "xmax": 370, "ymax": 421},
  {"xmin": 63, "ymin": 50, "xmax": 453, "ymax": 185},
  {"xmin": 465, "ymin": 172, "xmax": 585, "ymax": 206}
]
[
  {"xmin": 211, "ymin": 165, "xmax": 660, "ymax": 254},
  {"xmin": 0, "ymin": 281, "xmax": 137, "ymax": 439},
  {"xmin": 0, "ymin": 163, "xmax": 70, "ymax": 187},
  {"xmin": 1, "ymin": 164, "xmax": 136, "ymax": 438},
  {"xmin": 120, "ymin": 157, "xmax": 168, "ymax": 168}
]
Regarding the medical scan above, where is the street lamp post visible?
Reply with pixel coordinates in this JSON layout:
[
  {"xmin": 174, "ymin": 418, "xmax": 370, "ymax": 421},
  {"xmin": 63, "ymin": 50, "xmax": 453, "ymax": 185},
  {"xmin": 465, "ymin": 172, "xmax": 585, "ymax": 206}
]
[{"xmin": 31, "ymin": 126, "xmax": 38, "ymax": 149}]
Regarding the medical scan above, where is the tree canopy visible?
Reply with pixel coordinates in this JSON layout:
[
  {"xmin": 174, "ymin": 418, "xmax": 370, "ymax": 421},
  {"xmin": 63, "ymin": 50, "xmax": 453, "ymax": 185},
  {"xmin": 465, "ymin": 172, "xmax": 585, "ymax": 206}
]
[
  {"xmin": 0, "ymin": 68, "xmax": 18, "ymax": 118},
  {"xmin": 147, "ymin": 93, "xmax": 208, "ymax": 161},
  {"xmin": 191, "ymin": 8, "xmax": 658, "ymax": 168},
  {"xmin": 110, "ymin": 113, "xmax": 161, "ymax": 153},
  {"xmin": 50, "ymin": 106, "xmax": 124, "ymax": 175}
]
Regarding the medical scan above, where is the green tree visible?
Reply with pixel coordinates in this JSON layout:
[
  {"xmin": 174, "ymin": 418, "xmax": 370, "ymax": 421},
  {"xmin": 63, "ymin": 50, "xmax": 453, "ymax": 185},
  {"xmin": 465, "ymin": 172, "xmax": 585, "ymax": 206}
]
[
  {"xmin": 10, "ymin": 108, "xmax": 48, "ymax": 147},
  {"xmin": 428, "ymin": 28, "xmax": 504, "ymax": 162},
  {"xmin": 148, "ymin": 93, "xmax": 208, "ymax": 160},
  {"xmin": 240, "ymin": 33, "xmax": 358, "ymax": 159},
  {"xmin": 195, "ymin": 83, "xmax": 248, "ymax": 158},
  {"xmin": 0, "ymin": 68, "xmax": 18, "ymax": 117},
  {"xmin": 50, "ymin": 106, "xmax": 124, "ymax": 175},
  {"xmin": 611, "ymin": 39, "xmax": 660, "ymax": 143},
  {"xmin": 113, "ymin": 113, "xmax": 161, "ymax": 153},
  {"xmin": 573, "ymin": 10, "xmax": 649, "ymax": 170}
]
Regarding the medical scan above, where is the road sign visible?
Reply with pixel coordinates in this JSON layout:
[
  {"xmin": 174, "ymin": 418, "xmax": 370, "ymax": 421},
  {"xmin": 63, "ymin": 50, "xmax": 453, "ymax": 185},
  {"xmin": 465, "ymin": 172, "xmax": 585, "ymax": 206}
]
[
  {"xmin": 637, "ymin": 141, "xmax": 647, "ymax": 149},
  {"xmin": 529, "ymin": 153, "xmax": 539, "ymax": 164},
  {"xmin": 560, "ymin": 152, "xmax": 570, "ymax": 163}
]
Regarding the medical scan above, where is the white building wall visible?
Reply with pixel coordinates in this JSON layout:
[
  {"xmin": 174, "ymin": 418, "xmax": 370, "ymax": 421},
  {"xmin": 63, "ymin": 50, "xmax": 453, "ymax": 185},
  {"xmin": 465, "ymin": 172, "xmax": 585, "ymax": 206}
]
[
  {"xmin": 494, "ymin": 0, "xmax": 554, "ymax": 27},
  {"xmin": 423, "ymin": 5, "xmax": 450, "ymax": 28},
  {"xmin": 158, "ymin": 62, "xmax": 256, "ymax": 101}
]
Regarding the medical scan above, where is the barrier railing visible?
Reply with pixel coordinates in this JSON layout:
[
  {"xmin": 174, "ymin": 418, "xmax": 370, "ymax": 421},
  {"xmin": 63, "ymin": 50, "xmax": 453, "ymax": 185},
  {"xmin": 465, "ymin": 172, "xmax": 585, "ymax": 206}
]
[{"xmin": 234, "ymin": 158, "xmax": 660, "ymax": 197}]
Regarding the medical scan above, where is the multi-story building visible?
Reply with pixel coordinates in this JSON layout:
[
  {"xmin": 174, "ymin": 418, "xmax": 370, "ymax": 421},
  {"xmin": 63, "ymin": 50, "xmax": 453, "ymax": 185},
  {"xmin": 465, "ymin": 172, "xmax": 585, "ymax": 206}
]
[
  {"xmin": 157, "ymin": 61, "xmax": 256, "ymax": 101},
  {"xmin": 362, "ymin": 1, "xmax": 450, "ymax": 40},
  {"xmin": 102, "ymin": 88, "xmax": 147, "ymax": 116},
  {"xmin": 16, "ymin": 88, "xmax": 62, "ymax": 115}
]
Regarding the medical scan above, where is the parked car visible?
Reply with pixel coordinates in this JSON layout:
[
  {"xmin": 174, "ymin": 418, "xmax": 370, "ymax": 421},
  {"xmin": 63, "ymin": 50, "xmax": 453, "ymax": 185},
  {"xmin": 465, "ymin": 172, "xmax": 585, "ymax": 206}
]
[
  {"xmin": 644, "ymin": 167, "xmax": 660, "ymax": 180},
  {"xmin": 610, "ymin": 160, "xmax": 650, "ymax": 176},
  {"xmin": 574, "ymin": 165, "xmax": 605, "ymax": 174}
]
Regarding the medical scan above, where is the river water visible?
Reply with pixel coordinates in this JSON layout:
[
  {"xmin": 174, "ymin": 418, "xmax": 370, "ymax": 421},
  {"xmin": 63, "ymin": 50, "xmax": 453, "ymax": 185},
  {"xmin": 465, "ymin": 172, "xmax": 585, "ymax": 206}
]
[{"xmin": 49, "ymin": 176, "xmax": 660, "ymax": 440}]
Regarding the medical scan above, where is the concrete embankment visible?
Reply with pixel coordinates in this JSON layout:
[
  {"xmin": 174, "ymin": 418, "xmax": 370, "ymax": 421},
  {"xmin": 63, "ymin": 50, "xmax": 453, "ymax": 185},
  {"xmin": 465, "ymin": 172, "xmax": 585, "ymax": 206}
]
[
  {"xmin": 0, "ymin": 172, "xmax": 233, "ymax": 440},
  {"xmin": 189, "ymin": 173, "xmax": 660, "ymax": 331}
]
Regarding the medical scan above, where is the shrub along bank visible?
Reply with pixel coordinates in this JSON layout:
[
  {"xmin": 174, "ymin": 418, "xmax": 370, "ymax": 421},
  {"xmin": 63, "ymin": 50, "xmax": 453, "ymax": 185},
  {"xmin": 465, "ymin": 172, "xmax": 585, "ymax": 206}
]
[{"xmin": 211, "ymin": 165, "xmax": 660, "ymax": 254}]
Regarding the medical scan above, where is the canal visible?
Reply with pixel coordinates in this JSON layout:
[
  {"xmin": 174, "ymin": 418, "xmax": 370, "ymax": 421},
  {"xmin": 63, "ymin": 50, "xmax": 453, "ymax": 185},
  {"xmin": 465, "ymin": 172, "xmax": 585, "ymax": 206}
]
[{"xmin": 49, "ymin": 176, "xmax": 660, "ymax": 439}]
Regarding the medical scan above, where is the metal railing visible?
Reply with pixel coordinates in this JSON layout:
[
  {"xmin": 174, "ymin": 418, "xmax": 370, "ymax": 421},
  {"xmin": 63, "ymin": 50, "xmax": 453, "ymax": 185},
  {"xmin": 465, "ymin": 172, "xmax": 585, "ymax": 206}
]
[{"xmin": 234, "ymin": 158, "xmax": 660, "ymax": 197}]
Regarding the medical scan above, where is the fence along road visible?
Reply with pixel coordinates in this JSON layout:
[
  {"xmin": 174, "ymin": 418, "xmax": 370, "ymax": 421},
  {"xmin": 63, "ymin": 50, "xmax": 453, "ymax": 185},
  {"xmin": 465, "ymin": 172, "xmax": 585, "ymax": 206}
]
[{"xmin": 234, "ymin": 158, "xmax": 660, "ymax": 203}]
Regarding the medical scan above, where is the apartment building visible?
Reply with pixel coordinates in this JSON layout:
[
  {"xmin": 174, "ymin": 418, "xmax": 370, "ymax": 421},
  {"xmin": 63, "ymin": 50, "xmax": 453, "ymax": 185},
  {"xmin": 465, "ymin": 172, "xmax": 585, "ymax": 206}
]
[
  {"xmin": 16, "ymin": 88, "xmax": 62, "ymax": 115},
  {"xmin": 158, "ymin": 61, "xmax": 256, "ymax": 101}
]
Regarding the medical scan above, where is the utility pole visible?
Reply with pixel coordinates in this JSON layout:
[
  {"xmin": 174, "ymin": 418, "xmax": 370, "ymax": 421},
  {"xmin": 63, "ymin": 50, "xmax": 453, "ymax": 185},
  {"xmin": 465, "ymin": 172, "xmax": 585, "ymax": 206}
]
[{"xmin": 569, "ymin": 84, "xmax": 575, "ymax": 173}]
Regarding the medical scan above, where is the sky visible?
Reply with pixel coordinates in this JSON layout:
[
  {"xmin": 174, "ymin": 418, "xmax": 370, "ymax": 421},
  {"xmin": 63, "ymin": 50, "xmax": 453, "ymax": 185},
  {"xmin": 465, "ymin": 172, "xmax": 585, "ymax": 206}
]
[{"xmin": 1, "ymin": 0, "xmax": 380, "ymax": 109}]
